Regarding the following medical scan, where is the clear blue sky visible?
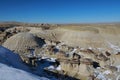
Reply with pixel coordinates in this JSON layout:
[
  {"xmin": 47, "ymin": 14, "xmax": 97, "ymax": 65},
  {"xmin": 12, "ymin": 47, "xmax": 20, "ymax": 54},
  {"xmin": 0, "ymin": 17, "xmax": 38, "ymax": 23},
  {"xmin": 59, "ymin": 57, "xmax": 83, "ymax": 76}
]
[{"xmin": 0, "ymin": 0, "xmax": 120, "ymax": 23}]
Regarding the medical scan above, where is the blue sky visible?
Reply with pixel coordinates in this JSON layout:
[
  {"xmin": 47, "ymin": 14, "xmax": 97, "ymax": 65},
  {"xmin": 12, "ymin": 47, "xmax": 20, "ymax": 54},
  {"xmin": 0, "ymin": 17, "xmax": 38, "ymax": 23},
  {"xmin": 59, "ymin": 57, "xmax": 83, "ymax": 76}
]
[{"xmin": 0, "ymin": 0, "xmax": 120, "ymax": 23}]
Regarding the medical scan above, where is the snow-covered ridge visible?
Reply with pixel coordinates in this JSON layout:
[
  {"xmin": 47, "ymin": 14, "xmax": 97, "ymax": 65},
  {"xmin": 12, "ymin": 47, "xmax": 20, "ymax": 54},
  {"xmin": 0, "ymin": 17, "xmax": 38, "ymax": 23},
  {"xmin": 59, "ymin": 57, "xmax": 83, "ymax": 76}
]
[
  {"xmin": 0, "ymin": 46, "xmax": 29, "ymax": 71},
  {"xmin": 0, "ymin": 63, "xmax": 49, "ymax": 80},
  {"xmin": 0, "ymin": 46, "xmax": 57, "ymax": 80}
]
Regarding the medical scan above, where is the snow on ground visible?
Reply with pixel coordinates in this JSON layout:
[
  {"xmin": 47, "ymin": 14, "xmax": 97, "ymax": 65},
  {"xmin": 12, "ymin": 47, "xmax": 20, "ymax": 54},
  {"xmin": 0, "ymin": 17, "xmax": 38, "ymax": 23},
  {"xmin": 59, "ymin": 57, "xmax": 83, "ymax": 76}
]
[
  {"xmin": 0, "ymin": 46, "xmax": 29, "ymax": 71},
  {"xmin": 94, "ymin": 68, "xmax": 111, "ymax": 80},
  {"xmin": 0, "ymin": 46, "xmax": 58, "ymax": 80},
  {"xmin": 41, "ymin": 56, "xmax": 56, "ymax": 62},
  {"xmin": 107, "ymin": 41, "xmax": 120, "ymax": 54},
  {"xmin": 46, "ymin": 58, "xmax": 56, "ymax": 62},
  {"xmin": 56, "ymin": 65, "xmax": 61, "ymax": 71},
  {"xmin": 94, "ymin": 70, "xmax": 107, "ymax": 80},
  {"xmin": 103, "ymin": 70, "xmax": 111, "ymax": 75},
  {"xmin": 0, "ymin": 63, "xmax": 49, "ymax": 80},
  {"xmin": 69, "ymin": 48, "xmax": 77, "ymax": 56},
  {"xmin": 47, "ymin": 65, "xmax": 55, "ymax": 71},
  {"xmin": 47, "ymin": 65, "xmax": 61, "ymax": 71}
]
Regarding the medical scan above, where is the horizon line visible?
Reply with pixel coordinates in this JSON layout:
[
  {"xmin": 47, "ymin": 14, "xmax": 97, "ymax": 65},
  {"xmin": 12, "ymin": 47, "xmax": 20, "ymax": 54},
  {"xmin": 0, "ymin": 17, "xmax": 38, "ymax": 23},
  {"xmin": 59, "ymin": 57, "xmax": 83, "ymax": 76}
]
[{"xmin": 0, "ymin": 20, "xmax": 120, "ymax": 24}]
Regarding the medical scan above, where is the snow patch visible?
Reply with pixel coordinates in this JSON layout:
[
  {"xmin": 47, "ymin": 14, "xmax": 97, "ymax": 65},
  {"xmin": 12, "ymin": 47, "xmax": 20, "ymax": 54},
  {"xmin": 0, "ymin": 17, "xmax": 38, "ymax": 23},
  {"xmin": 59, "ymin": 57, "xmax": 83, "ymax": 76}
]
[
  {"xmin": 47, "ymin": 65, "xmax": 55, "ymax": 70},
  {"xmin": 69, "ymin": 48, "xmax": 77, "ymax": 55},
  {"xmin": 94, "ymin": 70, "xmax": 107, "ymax": 80},
  {"xmin": 94, "ymin": 68, "xmax": 111, "ymax": 80},
  {"xmin": 103, "ymin": 70, "xmax": 111, "ymax": 75},
  {"xmin": 41, "ymin": 57, "xmax": 56, "ymax": 62},
  {"xmin": 56, "ymin": 65, "xmax": 61, "ymax": 71},
  {"xmin": 47, "ymin": 58, "xmax": 56, "ymax": 62},
  {"xmin": 0, "ymin": 63, "xmax": 49, "ymax": 80},
  {"xmin": 107, "ymin": 41, "xmax": 120, "ymax": 54},
  {"xmin": 47, "ymin": 65, "xmax": 61, "ymax": 71}
]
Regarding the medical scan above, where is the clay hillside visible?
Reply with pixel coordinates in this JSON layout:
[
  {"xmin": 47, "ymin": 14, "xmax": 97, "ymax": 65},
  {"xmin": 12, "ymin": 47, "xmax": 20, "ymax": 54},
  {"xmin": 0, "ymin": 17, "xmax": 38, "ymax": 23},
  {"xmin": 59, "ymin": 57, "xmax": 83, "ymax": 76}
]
[{"xmin": 0, "ymin": 22, "xmax": 120, "ymax": 80}]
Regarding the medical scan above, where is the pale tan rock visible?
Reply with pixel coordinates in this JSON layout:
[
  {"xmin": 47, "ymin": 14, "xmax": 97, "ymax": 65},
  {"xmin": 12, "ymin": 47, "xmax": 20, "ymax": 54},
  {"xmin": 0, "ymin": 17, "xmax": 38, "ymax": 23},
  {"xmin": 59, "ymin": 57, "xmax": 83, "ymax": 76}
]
[{"xmin": 3, "ymin": 32, "xmax": 43, "ymax": 53}]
